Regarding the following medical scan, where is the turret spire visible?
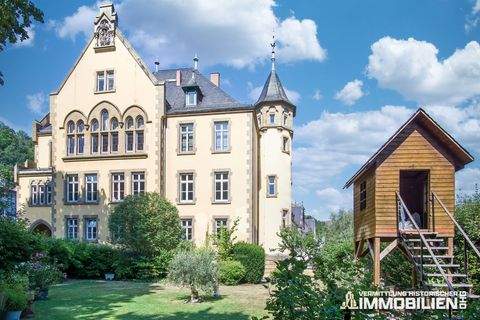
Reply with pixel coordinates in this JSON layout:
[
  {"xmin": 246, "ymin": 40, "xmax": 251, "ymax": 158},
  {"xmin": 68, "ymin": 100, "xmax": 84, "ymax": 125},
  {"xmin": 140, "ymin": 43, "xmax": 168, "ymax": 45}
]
[{"xmin": 270, "ymin": 35, "xmax": 276, "ymax": 71}]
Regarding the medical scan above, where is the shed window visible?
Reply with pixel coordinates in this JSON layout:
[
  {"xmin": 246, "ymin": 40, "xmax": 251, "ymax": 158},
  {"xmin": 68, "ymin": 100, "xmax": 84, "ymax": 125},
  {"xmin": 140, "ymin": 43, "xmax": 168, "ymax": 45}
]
[{"xmin": 360, "ymin": 181, "xmax": 367, "ymax": 211}]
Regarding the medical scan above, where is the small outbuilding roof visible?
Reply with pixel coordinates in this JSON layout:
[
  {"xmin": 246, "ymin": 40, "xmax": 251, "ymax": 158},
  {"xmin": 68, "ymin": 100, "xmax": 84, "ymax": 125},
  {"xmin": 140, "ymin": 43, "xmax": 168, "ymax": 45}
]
[{"xmin": 343, "ymin": 108, "xmax": 474, "ymax": 189}]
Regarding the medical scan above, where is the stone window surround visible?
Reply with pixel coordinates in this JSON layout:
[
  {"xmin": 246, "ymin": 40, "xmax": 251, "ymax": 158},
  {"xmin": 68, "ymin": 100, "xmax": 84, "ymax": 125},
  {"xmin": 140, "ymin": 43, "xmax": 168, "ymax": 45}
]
[
  {"xmin": 281, "ymin": 135, "xmax": 290, "ymax": 154},
  {"xmin": 176, "ymin": 121, "xmax": 197, "ymax": 155},
  {"xmin": 63, "ymin": 171, "xmax": 99, "ymax": 205},
  {"xmin": 131, "ymin": 171, "xmax": 146, "ymax": 196},
  {"xmin": 212, "ymin": 215, "xmax": 230, "ymax": 235},
  {"xmin": 94, "ymin": 68, "xmax": 116, "ymax": 94},
  {"xmin": 84, "ymin": 173, "xmax": 99, "ymax": 204},
  {"xmin": 211, "ymin": 169, "xmax": 232, "ymax": 204},
  {"xmin": 180, "ymin": 216, "xmax": 195, "ymax": 241},
  {"xmin": 109, "ymin": 169, "xmax": 147, "ymax": 204},
  {"xmin": 176, "ymin": 170, "xmax": 196, "ymax": 205},
  {"xmin": 64, "ymin": 215, "xmax": 79, "ymax": 240},
  {"xmin": 266, "ymin": 174, "xmax": 278, "ymax": 198},
  {"xmin": 211, "ymin": 118, "xmax": 232, "ymax": 154},
  {"xmin": 29, "ymin": 179, "xmax": 53, "ymax": 207}
]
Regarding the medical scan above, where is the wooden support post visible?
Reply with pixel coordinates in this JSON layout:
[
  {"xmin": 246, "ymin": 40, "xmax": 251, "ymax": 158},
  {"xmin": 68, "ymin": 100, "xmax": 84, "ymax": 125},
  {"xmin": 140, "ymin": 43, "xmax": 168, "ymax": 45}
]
[
  {"xmin": 380, "ymin": 239, "xmax": 398, "ymax": 261},
  {"xmin": 373, "ymin": 237, "xmax": 381, "ymax": 287},
  {"xmin": 447, "ymin": 237, "xmax": 454, "ymax": 256},
  {"xmin": 355, "ymin": 240, "xmax": 364, "ymax": 261}
]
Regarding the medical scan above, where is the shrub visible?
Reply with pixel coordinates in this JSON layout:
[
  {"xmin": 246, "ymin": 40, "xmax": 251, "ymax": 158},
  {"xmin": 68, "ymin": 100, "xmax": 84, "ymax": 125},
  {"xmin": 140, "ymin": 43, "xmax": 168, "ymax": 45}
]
[
  {"xmin": 0, "ymin": 217, "xmax": 42, "ymax": 270},
  {"xmin": 109, "ymin": 193, "xmax": 182, "ymax": 257},
  {"xmin": 168, "ymin": 248, "xmax": 218, "ymax": 303},
  {"xmin": 67, "ymin": 242, "xmax": 120, "ymax": 279},
  {"xmin": 1, "ymin": 272, "xmax": 29, "ymax": 312},
  {"xmin": 219, "ymin": 260, "xmax": 245, "ymax": 285},
  {"xmin": 16, "ymin": 259, "xmax": 62, "ymax": 291},
  {"xmin": 212, "ymin": 218, "xmax": 239, "ymax": 260},
  {"xmin": 43, "ymin": 238, "xmax": 74, "ymax": 272},
  {"xmin": 232, "ymin": 242, "xmax": 265, "ymax": 283}
]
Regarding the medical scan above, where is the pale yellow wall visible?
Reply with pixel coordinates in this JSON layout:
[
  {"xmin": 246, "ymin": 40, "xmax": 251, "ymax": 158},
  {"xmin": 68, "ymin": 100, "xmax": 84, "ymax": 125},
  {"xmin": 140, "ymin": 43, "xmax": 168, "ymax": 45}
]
[
  {"xmin": 16, "ymin": 174, "xmax": 53, "ymax": 231},
  {"xmin": 164, "ymin": 111, "xmax": 255, "ymax": 246},
  {"xmin": 35, "ymin": 135, "xmax": 52, "ymax": 168}
]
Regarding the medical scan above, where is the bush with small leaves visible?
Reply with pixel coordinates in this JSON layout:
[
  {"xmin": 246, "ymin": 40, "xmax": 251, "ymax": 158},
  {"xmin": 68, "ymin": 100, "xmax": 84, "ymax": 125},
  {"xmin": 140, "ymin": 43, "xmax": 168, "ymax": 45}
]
[
  {"xmin": 219, "ymin": 260, "xmax": 245, "ymax": 285},
  {"xmin": 232, "ymin": 242, "xmax": 265, "ymax": 283}
]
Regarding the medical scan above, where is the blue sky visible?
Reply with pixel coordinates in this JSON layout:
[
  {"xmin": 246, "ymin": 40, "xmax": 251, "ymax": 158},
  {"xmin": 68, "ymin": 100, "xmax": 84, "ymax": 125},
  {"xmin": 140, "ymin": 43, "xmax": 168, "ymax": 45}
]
[{"xmin": 1, "ymin": 0, "xmax": 480, "ymax": 220}]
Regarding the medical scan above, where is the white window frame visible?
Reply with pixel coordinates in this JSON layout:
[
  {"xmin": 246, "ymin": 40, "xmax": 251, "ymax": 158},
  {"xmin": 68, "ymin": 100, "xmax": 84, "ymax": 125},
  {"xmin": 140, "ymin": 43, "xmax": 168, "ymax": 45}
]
[
  {"xmin": 66, "ymin": 175, "xmax": 79, "ymax": 203},
  {"xmin": 269, "ymin": 113, "xmax": 275, "ymax": 125},
  {"xmin": 46, "ymin": 183, "xmax": 53, "ymax": 205},
  {"xmin": 214, "ymin": 218, "xmax": 228, "ymax": 235},
  {"xmin": 106, "ymin": 70, "xmax": 115, "ymax": 91},
  {"xmin": 180, "ymin": 123, "xmax": 194, "ymax": 153},
  {"xmin": 85, "ymin": 218, "xmax": 97, "ymax": 241},
  {"xmin": 38, "ymin": 184, "xmax": 45, "ymax": 205},
  {"xmin": 31, "ymin": 184, "xmax": 38, "ymax": 205},
  {"xmin": 214, "ymin": 171, "xmax": 229, "ymax": 202},
  {"xmin": 186, "ymin": 90, "xmax": 197, "ymax": 106},
  {"xmin": 181, "ymin": 219, "xmax": 193, "ymax": 241},
  {"xmin": 111, "ymin": 173, "xmax": 125, "ymax": 202},
  {"xmin": 66, "ymin": 218, "xmax": 78, "ymax": 240},
  {"xmin": 85, "ymin": 174, "xmax": 98, "ymax": 203},
  {"xmin": 267, "ymin": 175, "xmax": 277, "ymax": 197},
  {"xmin": 179, "ymin": 173, "xmax": 194, "ymax": 203},
  {"xmin": 96, "ymin": 70, "xmax": 114, "ymax": 92},
  {"xmin": 214, "ymin": 121, "xmax": 229, "ymax": 152},
  {"xmin": 132, "ymin": 172, "xmax": 145, "ymax": 195}
]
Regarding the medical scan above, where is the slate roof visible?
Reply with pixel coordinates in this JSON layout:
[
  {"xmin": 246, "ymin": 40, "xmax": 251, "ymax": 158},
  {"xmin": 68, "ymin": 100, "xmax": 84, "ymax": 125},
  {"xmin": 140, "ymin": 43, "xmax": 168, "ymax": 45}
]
[
  {"xmin": 38, "ymin": 124, "xmax": 52, "ymax": 134},
  {"xmin": 255, "ymin": 70, "xmax": 293, "ymax": 107},
  {"xmin": 154, "ymin": 68, "xmax": 250, "ymax": 114}
]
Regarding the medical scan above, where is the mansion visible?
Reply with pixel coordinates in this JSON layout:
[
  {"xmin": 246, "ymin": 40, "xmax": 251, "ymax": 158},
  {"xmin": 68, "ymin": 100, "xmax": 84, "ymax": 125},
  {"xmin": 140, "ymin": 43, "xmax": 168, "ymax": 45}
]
[{"xmin": 14, "ymin": 4, "xmax": 296, "ymax": 253}]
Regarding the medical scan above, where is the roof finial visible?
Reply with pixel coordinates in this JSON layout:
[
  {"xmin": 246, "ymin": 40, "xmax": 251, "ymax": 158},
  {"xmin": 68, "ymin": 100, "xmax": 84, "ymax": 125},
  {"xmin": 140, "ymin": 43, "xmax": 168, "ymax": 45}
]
[
  {"xmin": 193, "ymin": 54, "xmax": 199, "ymax": 70},
  {"xmin": 270, "ymin": 34, "xmax": 276, "ymax": 71}
]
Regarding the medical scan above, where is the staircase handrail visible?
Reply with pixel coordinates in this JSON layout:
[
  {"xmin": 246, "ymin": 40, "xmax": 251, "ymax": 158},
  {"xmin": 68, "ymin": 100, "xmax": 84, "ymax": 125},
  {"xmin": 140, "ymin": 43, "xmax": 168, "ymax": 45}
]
[
  {"xmin": 432, "ymin": 192, "xmax": 480, "ymax": 260},
  {"xmin": 396, "ymin": 191, "xmax": 454, "ymax": 292}
]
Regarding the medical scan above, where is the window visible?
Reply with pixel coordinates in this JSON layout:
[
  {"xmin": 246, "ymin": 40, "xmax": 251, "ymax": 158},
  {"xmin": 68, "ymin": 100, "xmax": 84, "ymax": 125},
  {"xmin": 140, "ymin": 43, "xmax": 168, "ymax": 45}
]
[
  {"xmin": 282, "ymin": 137, "xmax": 289, "ymax": 153},
  {"xmin": 66, "ymin": 218, "xmax": 78, "ymax": 240},
  {"xmin": 135, "ymin": 116, "xmax": 144, "ymax": 151},
  {"xmin": 91, "ymin": 119, "xmax": 99, "ymax": 153},
  {"xmin": 214, "ymin": 121, "xmax": 229, "ymax": 152},
  {"xmin": 96, "ymin": 70, "xmax": 114, "ymax": 92},
  {"xmin": 38, "ymin": 184, "xmax": 45, "ymax": 204},
  {"xmin": 106, "ymin": 70, "xmax": 115, "ymax": 91},
  {"xmin": 85, "ymin": 174, "xmax": 98, "ymax": 203},
  {"xmin": 77, "ymin": 121, "xmax": 85, "ymax": 154},
  {"xmin": 257, "ymin": 114, "xmax": 262, "ymax": 126},
  {"xmin": 214, "ymin": 171, "xmax": 229, "ymax": 202},
  {"xmin": 112, "ymin": 173, "xmax": 125, "ymax": 202},
  {"xmin": 269, "ymin": 113, "xmax": 275, "ymax": 125},
  {"xmin": 132, "ymin": 172, "xmax": 145, "ymax": 195},
  {"xmin": 180, "ymin": 123, "xmax": 194, "ymax": 153},
  {"xmin": 360, "ymin": 181, "xmax": 367, "ymax": 211},
  {"xmin": 85, "ymin": 218, "xmax": 97, "ymax": 241},
  {"xmin": 214, "ymin": 218, "xmax": 228, "ymax": 235},
  {"xmin": 101, "ymin": 110, "xmax": 109, "ymax": 131},
  {"xmin": 282, "ymin": 209, "xmax": 289, "ymax": 228},
  {"xmin": 267, "ymin": 175, "xmax": 277, "ymax": 197},
  {"xmin": 179, "ymin": 173, "xmax": 194, "ymax": 203},
  {"xmin": 46, "ymin": 182, "xmax": 53, "ymax": 205},
  {"xmin": 101, "ymin": 133, "xmax": 109, "ymax": 153},
  {"xmin": 110, "ymin": 118, "xmax": 119, "ymax": 152},
  {"xmin": 31, "ymin": 184, "xmax": 38, "ymax": 205},
  {"xmin": 181, "ymin": 219, "xmax": 193, "ymax": 241},
  {"xmin": 66, "ymin": 175, "xmax": 79, "ymax": 203},
  {"xmin": 283, "ymin": 114, "xmax": 288, "ymax": 126},
  {"xmin": 186, "ymin": 90, "xmax": 197, "ymax": 106},
  {"xmin": 125, "ymin": 117, "xmax": 134, "ymax": 152},
  {"xmin": 67, "ymin": 121, "xmax": 75, "ymax": 155}
]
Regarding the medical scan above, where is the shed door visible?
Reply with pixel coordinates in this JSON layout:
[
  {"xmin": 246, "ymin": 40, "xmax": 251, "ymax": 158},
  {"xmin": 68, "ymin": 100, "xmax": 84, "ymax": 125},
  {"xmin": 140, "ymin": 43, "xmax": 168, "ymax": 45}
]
[{"xmin": 399, "ymin": 170, "xmax": 429, "ymax": 229}]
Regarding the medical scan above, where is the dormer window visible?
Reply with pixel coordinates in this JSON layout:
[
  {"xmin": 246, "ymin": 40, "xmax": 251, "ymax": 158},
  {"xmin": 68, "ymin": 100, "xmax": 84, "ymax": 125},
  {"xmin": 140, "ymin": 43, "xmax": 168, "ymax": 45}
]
[
  {"xmin": 269, "ymin": 113, "xmax": 276, "ymax": 125},
  {"xmin": 186, "ymin": 90, "xmax": 197, "ymax": 106}
]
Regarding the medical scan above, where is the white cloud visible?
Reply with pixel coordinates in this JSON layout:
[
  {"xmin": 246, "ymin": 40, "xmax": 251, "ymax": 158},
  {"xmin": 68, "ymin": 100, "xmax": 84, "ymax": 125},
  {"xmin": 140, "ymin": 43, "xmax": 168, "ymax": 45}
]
[
  {"xmin": 26, "ymin": 92, "xmax": 47, "ymax": 114},
  {"xmin": 456, "ymin": 168, "xmax": 480, "ymax": 196},
  {"xmin": 367, "ymin": 37, "xmax": 480, "ymax": 105},
  {"xmin": 312, "ymin": 89, "xmax": 323, "ymax": 101},
  {"xmin": 315, "ymin": 187, "xmax": 351, "ymax": 213},
  {"xmin": 334, "ymin": 79, "xmax": 364, "ymax": 106},
  {"xmin": 53, "ymin": 0, "xmax": 326, "ymax": 68},
  {"xmin": 466, "ymin": 1, "xmax": 480, "ymax": 31},
  {"xmin": 248, "ymin": 84, "xmax": 300, "ymax": 104},
  {"xmin": 14, "ymin": 26, "xmax": 35, "ymax": 47}
]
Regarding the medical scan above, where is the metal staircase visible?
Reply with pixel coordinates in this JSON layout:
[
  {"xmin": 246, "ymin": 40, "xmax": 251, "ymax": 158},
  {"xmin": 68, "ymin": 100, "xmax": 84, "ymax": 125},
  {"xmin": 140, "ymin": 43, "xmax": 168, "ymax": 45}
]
[{"xmin": 396, "ymin": 192, "xmax": 479, "ymax": 297}]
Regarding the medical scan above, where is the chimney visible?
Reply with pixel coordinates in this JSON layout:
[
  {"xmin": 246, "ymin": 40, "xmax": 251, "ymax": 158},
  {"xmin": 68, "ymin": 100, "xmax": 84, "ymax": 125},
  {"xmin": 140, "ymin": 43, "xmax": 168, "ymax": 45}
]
[
  {"xmin": 210, "ymin": 72, "xmax": 220, "ymax": 87},
  {"xmin": 154, "ymin": 60, "xmax": 159, "ymax": 73},
  {"xmin": 193, "ymin": 54, "xmax": 199, "ymax": 70},
  {"xmin": 176, "ymin": 70, "xmax": 182, "ymax": 86}
]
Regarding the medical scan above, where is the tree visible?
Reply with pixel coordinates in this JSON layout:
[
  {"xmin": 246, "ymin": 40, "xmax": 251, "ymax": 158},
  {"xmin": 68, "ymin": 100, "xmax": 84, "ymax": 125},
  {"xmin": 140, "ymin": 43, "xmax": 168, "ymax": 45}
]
[
  {"xmin": 0, "ymin": 122, "xmax": 34, "ymax": 210},
  {"xmin": 108, "ymin": 193, "xmax": 182, "ymax": 257},
  {"xmin": 168, "ymin": 248, "xmax": 218, "ymax": 303},
  {"xmin": 0, "ymin": 0, "xmax": 44, "ymax": 85},
  {"xmin": 316, "ymin": 209, "xmax": 353, "ymax": 244}
]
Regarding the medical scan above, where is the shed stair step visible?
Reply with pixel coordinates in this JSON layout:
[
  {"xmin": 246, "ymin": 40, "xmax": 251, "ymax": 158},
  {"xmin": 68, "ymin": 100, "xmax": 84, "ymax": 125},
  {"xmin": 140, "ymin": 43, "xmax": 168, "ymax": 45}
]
[
  {"xmin": 425, "ymin": 273, "xmax": 467, "ymax": 278},
  {"xmin": 417, "ymin": 263, "xmax": 460, "ymax": 268},
  {"xmin": 411, "ymin": 246, "xmax": 449, "ymax": 251},
  {"xmin": 413, "ymin": 255, "xmax": 453, "ymax": 259},
  {"xmin": 426, "ymin": 283, "xmax": 473, "ymax": 289}
]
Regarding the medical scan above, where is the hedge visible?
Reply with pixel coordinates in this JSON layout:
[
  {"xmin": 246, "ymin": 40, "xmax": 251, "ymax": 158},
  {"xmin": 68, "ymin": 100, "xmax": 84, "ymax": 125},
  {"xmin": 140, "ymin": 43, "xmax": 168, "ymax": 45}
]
[
  {"xmin": 219, "ymin": 260, "xmax": 246, "ymax": 285},
  {"xmin": 232, "ymin": 242, "xmax": 265, "ymax": 283}
]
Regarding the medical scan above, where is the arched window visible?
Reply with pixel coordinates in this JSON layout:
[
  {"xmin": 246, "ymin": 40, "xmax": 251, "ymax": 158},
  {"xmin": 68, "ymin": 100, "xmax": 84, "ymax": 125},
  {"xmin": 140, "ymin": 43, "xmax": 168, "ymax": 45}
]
[
  {"xmin": 101, "ymin": 109, "xmax": 109, "ymax": 131},
  {"xmin": 125, "ymin": 116, "xmax": 134, "ymax": 152},
  {"xmin": 67, "ymin": 121, "xmax": 75, "ymax": 155},
  {"xmin": 76, "ymin": 120, "xmax": 85, "ymax": 154},
  {"xmin": 110, "ymin": 117, "xmax": 119, "ymax": 152},
  {"xmin": 90, "ymin": 119, "xmax": 99, "ymax": 153},
  {"xmin": 100, "ymin": 110, "xmax": 109, "ymax": 153},
  {"xmin": 135, "ymin": 116, "xmax": 144, "ymax": 151}
]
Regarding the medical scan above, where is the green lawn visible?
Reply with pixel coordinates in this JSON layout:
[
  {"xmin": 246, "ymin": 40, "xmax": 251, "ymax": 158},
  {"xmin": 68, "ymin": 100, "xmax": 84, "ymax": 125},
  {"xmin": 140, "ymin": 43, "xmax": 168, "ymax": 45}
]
[{"xmin": 33, "ymin": 280, "xmax": 269, "ymax": 319}]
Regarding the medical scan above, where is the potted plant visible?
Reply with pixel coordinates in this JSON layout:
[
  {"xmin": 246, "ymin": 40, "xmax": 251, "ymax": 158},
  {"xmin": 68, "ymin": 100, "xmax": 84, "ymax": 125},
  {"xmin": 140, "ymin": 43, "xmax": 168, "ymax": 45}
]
[
  {"xmin": 4, "ymin": 286, "xmax": 28, "ymax": 320},
  {"xmin": 104, "ymin": 272, "xmax": 115, "ymax": 281},
  {"xmin": 16, "ymin": 261, "xmax": 62, "ymax": 300}
]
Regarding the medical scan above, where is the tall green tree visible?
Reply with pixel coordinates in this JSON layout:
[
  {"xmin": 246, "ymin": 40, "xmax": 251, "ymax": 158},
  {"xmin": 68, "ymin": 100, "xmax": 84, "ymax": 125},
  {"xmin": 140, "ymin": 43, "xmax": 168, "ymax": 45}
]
[
  {"xmin": 0, "ymin": 122, "xmax": 34, "ymax": 209},
  {"xmin": 0, "ymin": 0, "xmax": 44, "ymax": 85}
]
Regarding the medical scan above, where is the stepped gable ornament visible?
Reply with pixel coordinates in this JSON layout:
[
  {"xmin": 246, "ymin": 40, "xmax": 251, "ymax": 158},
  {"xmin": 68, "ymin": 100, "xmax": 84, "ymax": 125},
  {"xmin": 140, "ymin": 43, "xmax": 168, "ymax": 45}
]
[{"xmin": 93, "ymin": 4, "xmax": 117, "ymax": 49}]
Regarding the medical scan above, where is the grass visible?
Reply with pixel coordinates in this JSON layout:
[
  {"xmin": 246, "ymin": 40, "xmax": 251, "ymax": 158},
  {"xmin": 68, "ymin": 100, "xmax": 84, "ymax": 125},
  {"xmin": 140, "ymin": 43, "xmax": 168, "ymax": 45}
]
[{"xmin": 33, "ymin": 280, "xmax": 269, "ymax": 319}]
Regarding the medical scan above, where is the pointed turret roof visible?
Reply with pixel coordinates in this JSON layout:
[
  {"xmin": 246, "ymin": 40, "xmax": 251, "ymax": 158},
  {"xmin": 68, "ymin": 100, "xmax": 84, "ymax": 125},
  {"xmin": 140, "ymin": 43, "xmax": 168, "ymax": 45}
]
[{"xmin": 255, "ymin": 70, "xmax": 293, "ymax": 106}]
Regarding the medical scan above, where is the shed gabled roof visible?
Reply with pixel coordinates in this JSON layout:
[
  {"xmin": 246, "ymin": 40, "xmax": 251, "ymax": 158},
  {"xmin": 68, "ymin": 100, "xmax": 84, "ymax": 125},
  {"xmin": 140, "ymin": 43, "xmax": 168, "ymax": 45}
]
[{"xmin": 343, "ymin": 108, "xmax": 474, "ymax": 188}]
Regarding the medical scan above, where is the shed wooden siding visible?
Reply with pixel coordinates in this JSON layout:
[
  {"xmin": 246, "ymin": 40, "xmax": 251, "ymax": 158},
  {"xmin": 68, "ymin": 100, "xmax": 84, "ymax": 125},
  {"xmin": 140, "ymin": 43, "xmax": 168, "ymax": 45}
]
[
  {"xmin": 353, "ymin": 168, "xmax": 376, "ymax": 241},
  {"xmin": 375, "ymin": 127, "xmax": 455, "ymax": 238}
]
